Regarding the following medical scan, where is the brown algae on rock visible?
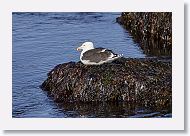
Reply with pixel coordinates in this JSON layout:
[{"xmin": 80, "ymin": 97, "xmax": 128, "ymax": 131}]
[{"xmin": 41, "ymin": 57, "xmax": 172, "ymax": 110}]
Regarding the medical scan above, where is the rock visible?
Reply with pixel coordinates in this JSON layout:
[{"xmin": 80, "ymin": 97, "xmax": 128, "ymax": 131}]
[
  {"xmin": 41, "ymin": 57, "xmax": 172, "ymax": 110},
  {"xmin": 116, "ymin": 12, "xmax": 172, "ymax": 56}
]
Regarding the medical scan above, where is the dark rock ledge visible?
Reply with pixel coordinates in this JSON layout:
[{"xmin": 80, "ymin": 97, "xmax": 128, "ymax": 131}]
[
  {"xmin": 116, "ymin": 12, "xmax": 172, "ymax": 56},
  {"xmin": 41, "ymin": 58, "xmax": 172, "ymax": 110}
]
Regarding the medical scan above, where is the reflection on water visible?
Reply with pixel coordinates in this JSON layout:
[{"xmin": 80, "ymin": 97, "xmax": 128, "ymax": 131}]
[
  {"xmin": 134, "ymin": 36, "xmax": 172, "ymax": 57},
  {"xmin": 56, "ymin": 101, "xmax": 171, "ymax": 118}
]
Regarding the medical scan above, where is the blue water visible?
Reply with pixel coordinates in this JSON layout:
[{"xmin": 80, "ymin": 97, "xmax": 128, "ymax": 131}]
[{"xmin": 12, "ymin": 12, "xmax": 170, "ymax": 118}]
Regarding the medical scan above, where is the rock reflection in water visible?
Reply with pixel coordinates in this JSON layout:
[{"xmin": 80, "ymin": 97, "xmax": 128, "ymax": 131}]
[
  {"xmin": 133, "ymin": 35, "xmax": 172, "ymax": 57},
  {"xmin": 56, "ymin": 101, "xmax": 171, "ymax": 118}
]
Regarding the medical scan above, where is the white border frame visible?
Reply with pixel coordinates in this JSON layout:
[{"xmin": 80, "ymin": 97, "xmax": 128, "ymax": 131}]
[{"xmin": 0, "ymin": 0, "xmax": 184, "ymax": 130}]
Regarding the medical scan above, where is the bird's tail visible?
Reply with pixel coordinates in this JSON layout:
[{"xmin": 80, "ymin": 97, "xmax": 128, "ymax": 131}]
[
  {"xmin": 107, "ymin": 53, "xmax": 123, "ymax": 63},
  {"xmin": 113, "ymin": 54, "xmax": 123, "ymax": 58}
]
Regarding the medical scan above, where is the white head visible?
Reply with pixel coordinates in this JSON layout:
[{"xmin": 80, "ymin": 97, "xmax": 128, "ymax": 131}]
[{"xmin": 76, "ymin": 42, "xmax": 94, "ymax": 52}]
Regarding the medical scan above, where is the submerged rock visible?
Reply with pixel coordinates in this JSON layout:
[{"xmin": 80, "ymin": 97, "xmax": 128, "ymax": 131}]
[
  {"xmin": 41, "ymin": 58, "xmax": 172, "ymax": 110},
  {"xmin": 116, "ymin": 12, "xmax": 172, "ymax": 56}
]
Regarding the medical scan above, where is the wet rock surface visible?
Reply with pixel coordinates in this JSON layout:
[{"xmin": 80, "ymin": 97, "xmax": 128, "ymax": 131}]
[
  {"xmin": 116, "ymin": 12, "xmax": 172, "ymax": 56},
  {"xmin": 41, "ymin": 58, "xmax": 172, "ymax": 110}
]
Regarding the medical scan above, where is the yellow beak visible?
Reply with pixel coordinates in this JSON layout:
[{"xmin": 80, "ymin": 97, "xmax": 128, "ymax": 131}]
[{"xmin": 76, "ymin": 47, "xmax": 81, "ymax": 51}]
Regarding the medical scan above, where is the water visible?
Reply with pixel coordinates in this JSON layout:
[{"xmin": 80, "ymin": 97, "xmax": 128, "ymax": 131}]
[{"xmin": 12, "ymin": 12, "xmax": 169, "ymax": 118}]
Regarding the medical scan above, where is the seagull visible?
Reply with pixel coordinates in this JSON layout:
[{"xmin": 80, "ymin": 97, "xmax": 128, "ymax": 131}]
[{"xmin": 76, "ymin": 41, "xmax": 123, "ymax": 65}]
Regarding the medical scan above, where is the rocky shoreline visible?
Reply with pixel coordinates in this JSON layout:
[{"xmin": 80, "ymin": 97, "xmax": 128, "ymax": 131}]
[
  {"xmin": 41, "ymin": 58, "xmax": 172, "ymax": 110},
  {"xmin": 116, "ymin": 12, "xmax": 172, "ymax": 56}
]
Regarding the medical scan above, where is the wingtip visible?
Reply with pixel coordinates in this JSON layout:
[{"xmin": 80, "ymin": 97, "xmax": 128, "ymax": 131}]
[
  {"xmin": 118, "ymin": 54, "xmax": 123, "ymax": 57},
  {"xmin": 112, "ymin": 54, "xmax": 123, "ymax": 59}
]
